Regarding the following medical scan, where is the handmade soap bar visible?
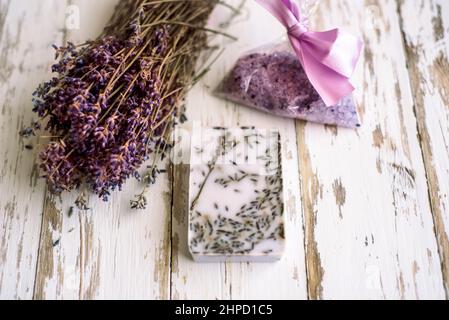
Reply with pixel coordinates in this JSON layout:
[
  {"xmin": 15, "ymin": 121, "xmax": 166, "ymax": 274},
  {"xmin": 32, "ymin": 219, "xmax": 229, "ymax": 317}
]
[
  {"xmin": 188, "ymin": 127, "xmax": 285, "ymax": 262},
  {"xmin": 216, "ymin": 50, "xmax": 361, "ymax": 128}
]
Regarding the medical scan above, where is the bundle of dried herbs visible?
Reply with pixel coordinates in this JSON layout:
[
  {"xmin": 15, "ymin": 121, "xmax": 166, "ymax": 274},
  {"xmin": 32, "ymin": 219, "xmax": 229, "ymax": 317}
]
[{"xmin": 23, "ymin": 0, "xmax": 232, "ymax": 209}]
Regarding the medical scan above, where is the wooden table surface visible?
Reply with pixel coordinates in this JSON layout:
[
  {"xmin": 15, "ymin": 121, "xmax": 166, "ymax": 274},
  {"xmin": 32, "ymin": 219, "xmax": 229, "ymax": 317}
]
[{"xmin": 0, "ymin": 0, "xmax": 448, "ymax": 300}]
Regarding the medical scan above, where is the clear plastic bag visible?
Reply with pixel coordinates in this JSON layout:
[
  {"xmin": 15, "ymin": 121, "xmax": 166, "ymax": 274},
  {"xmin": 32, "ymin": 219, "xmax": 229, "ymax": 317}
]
[{"xmin": 215, "ymin": 0, "xmax": 361, "ymax": 128}]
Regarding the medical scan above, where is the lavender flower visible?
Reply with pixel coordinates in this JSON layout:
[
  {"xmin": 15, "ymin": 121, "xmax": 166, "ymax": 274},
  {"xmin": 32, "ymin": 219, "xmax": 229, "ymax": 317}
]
[
  {"xmin": 31, "ymin": 23, "xmax": 170, "ymax": 199},
  {"xmin": 24, "ymin": 0, "xmax": 219, "ymax": 208}
]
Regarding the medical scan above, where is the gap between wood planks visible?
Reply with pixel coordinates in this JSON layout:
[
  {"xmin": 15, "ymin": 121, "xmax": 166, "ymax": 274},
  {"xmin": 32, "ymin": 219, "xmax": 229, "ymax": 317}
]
[
  {"xmin": 33, "ymin": 0, "xmax": 71, "ymax": 299},
  {"xmin": 295, "ymin": 122, "xmax": 318, "ymax": 300}
]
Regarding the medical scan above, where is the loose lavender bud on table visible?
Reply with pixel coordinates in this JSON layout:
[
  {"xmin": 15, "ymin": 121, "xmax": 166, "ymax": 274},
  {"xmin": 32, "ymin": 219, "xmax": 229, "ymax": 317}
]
[
  {"xmin": 188, "ymin": 127, "xmax": 285, "ymax": 262},
  {"xmin": 216, "ymin": 51, "xmax": 361, "ymax": 128}
]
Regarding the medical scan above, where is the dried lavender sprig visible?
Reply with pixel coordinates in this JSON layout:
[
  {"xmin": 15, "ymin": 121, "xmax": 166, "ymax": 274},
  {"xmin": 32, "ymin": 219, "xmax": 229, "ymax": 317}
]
[{"xmin": 26, "ymin": 0, "xmax": 223, "ymax": 206}]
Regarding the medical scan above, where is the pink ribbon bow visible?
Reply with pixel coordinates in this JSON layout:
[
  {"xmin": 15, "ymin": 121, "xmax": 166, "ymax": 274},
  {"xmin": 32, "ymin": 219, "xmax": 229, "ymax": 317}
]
[{"xmin": 256, "ymin": 0, "xmax": 363, "ymax": 106}]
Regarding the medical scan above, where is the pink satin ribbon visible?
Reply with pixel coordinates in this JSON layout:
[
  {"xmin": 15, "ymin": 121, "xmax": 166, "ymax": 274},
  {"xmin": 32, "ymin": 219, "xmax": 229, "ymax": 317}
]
[{"xmin": 256, "ymin": 0, "xmax": 363, "ymax": 106}]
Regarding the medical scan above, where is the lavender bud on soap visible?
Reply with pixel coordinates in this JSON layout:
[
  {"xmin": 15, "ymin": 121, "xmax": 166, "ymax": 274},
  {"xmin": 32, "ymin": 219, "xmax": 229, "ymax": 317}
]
[
  {"xmin": 188, "ymin": 127, "xmax": 285, "ymax": 262},
  {"xmin": 216, "ymin": 47, "xmax": 361, "ymax": 128}
]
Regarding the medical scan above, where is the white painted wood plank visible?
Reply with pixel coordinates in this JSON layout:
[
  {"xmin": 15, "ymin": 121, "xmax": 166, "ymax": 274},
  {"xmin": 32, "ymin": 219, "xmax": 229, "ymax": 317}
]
[
  {"xmin": 0, "ymin": 0, "xmax": 67, "ymax": 300},
  {"xmin": 4, "ymin": 0, "xmax": 445, "ymax": 300},
  {"xmin": 33, "ymin": 0, "xmax": 171, "ymax": 300},
  {"xmin": 298, "ymin": 0, "xmax": 445, "ymax": 299},
  {"xmin": 399, "ymin": 0, "xmax": 449, "ymax": 295},
  {"xmin": 171, "ymin": 0, "xmax": 308, "ymax": 300}
]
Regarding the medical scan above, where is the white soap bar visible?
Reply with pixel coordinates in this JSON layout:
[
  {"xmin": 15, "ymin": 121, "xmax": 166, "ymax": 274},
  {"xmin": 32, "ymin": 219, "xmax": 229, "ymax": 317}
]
[{"xmin": 188, "ymin": 127, "xmax": 285, "ymax": 262}]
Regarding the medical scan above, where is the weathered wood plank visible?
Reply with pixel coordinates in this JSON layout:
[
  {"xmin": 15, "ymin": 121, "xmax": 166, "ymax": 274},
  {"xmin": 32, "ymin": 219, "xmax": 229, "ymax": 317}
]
[
  {"xmin": 398, "ymin": 0, "xmax": 449, "ymax": 296},
  {"xmin": 297, "ymin": 0, "xmax": 445, "ymax": 299},
  {"xmin": 33, "ymin": 0, "xmax": 171, "ymax": 300},
  {"xmin": 170, "ymin": 0, "xmax": 308, "ymax": 300},
  {"xmin": 3, "ymin": 0, "xmax": 447, "ymax": 300},
  {"xmin": 0, "ymin": 0, "xmax": 67, "ymax": 300}
]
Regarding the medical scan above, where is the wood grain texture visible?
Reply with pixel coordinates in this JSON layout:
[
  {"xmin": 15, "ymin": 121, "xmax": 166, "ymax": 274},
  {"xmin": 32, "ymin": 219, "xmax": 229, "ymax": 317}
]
[
  {"xmin": 298, "ymin": 0, "xmax": 446, "ymax": 299},
  {"xmin": 398, "ymin": 0, "xmax": 449, "ymax": 296},
  {"xmin": 170, "ymin": 1, "xmax": 308, "ymax": 300},
  {"xmin": 0, "ymin": 0, "xmax": 448, "ymax": 300},
  {"xmin": 0, "ymin": 0, "xmax": 67, "ymax": 300},
  {"xmin": 33, "ymin": 0, "xmax": 171, "ymax": 300}
]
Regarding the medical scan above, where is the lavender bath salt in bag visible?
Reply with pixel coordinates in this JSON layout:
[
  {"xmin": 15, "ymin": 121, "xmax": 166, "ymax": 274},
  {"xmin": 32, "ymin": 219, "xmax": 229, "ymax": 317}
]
[
  {"xmin": 216, "ymin": 0, "xmax": 363, "ymax": 128},
  {"xmin": 216, "ymin": 42, "xmax": 361, "ymax": 128}
]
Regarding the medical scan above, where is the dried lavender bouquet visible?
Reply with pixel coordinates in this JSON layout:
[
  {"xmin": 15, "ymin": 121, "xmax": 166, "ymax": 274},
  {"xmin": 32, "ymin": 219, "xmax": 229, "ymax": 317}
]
[
  {"xmin": 23, "ymin": 0, "xmax": 226, "ymax": 209},
  {"xmin": 216, "ymin": 0, "xmax": 362, "ymax": 128}
]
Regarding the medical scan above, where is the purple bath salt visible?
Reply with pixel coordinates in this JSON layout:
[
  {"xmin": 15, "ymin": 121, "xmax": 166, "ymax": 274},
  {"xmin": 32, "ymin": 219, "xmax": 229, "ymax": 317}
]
[{"xmin": 216, "ymin": 50, "xmax": 361, "ymax": 128}]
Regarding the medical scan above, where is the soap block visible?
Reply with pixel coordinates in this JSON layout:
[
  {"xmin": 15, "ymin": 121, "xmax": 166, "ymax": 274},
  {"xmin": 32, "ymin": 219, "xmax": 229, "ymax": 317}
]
[{"xmin": 188, "ymin": 127, "xmax": 285, "ymax": 262}]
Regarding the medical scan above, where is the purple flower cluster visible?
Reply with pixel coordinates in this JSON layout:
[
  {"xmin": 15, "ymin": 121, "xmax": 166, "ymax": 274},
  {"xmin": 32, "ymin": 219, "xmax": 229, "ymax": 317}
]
[
  {"xmin": 25, "ymin": 0, "xmax": 218, "ymax": 207},
  {"xmin": 33, "ymin": 22, "xmax": 172, "ymax": 200}
]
